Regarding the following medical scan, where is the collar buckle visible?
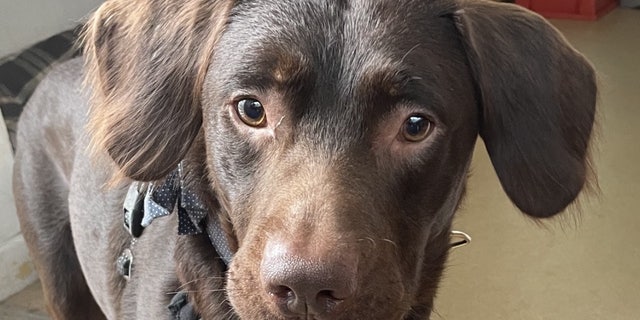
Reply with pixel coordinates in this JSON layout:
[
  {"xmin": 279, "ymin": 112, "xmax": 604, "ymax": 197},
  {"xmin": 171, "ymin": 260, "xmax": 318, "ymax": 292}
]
[
  {"xmin": 123, "ymin": 181, "xmax": 147, "ymax": 238},
  {"xmin": 450, "ymin": 230, "xmax": 472, "ymax": 249}
]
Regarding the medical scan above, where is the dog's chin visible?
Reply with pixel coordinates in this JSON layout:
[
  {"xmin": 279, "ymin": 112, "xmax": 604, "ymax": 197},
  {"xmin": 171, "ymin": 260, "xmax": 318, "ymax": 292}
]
[{"xmin": 227, "ymin": 297, "xmax": 410, "ymax": 320}]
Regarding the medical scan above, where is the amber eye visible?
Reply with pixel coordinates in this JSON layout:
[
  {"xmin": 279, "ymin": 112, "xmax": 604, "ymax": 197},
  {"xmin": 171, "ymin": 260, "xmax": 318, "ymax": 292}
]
[
  {"xmin": 236, "ymin": 98, "xmax": 266, "ymax": 127},
  {"xmin": 402, "ymin": 115, "xmax": 432, "ymax": 142}
]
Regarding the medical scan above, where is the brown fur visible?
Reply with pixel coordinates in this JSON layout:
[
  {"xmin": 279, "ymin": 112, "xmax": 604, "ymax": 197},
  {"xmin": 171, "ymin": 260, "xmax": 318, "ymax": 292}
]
[
  {"xmin": 83, "ymin": 0, "xmax": 235, "ymax": 182},
  {"xmin": 14, "ymin": 0, "xmax": 597, "ymax": 319}
]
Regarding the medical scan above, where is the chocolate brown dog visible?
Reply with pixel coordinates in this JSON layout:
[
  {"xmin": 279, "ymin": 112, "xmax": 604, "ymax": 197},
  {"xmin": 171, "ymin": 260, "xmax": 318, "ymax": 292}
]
[{"xmin": 13, "ymin": 0, "xmax": 597, "ymax": 319}]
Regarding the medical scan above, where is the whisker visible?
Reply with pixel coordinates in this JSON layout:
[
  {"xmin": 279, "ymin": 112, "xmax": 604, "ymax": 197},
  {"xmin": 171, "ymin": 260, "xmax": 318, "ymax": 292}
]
[
  {"xmin": 357, "ymin": 237, "xmax": 377, "ymax": 249},
  {"xmin": 165, "ymin": 288, "xmax": 233, "ymax": 295},
  {"xmin": 381, "ymin": 238, "xmax": 398, "ymax": 249},
  {"xmin": 174, "ymin": 276, "xmax": 228, "ymax": 291}
]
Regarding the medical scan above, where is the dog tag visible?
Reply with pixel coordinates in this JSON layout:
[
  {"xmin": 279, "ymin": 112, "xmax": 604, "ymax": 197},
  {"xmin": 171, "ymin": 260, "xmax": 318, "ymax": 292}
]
[
  {"xmin": 116, "ymin": 248, "xmax": 134, "ymax": 281},
  {"xmin": 124, "ymin": 182, "xmax": 146, "ymax": 238}
]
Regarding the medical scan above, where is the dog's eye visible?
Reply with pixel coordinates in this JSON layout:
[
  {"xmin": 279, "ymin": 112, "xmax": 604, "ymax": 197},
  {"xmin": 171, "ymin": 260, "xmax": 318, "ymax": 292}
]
[
  {"xmin": 402, "ymin": 115, "xmax": 432, "ymax": 142},
  {"xmin": 236, "ymin": 98, "xmax": 266, "ymax": 127}
]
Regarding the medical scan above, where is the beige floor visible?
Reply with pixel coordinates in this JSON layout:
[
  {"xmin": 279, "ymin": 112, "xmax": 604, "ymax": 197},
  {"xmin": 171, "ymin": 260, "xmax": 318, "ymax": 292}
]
[
  {"xmin": 0, "ymin": 282, "xmax": 47, "ymax": 319},
  {"xmin": 1, "ymin": 7, "xmax": 639, "ymax": 320}
]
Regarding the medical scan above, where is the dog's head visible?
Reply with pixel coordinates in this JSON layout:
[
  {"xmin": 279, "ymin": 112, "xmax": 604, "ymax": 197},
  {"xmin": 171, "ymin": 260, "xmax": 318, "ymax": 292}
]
[{"xmin": 85, "ymin": 0, "xmax": 596, "ymax": 319}]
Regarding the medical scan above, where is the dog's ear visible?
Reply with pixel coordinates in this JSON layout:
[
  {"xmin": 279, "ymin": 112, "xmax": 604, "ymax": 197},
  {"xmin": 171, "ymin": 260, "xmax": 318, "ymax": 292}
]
[
  {"xmin": 452, "ymin": 1, "xmax": 597, "ymax": 218},
  {"xmin": 83, "ymin": 0, "xmax": 232, "ymax": 181}
]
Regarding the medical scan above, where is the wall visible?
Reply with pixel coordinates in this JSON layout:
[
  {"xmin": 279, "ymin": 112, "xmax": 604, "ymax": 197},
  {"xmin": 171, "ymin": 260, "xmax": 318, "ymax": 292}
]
[
  {"xmin": 0, "ymin": 119, "xmax": 30, "ymax": 301},
  {"xmin": 0, "ymin": 0, "xmax": 103, "ymax": 57},
  {"xmin": 621, "ymin": 0, "xmax": 640, "ymax": 7},
  {"xmin": 0, "ymin": 0, "xmax": 103, "ymax": 301}
]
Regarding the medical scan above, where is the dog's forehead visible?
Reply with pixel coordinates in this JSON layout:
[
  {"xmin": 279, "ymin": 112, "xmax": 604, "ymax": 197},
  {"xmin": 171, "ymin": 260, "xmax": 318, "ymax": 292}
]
[
  {"xmin": 221, "ymin": 0, "xmax": 454, "ymax": 78},
  {"xmin": 209, "ymin": 0, "xmax": 469, "ymax": 149},
  {"xmin": 217, "ymin": 0, "xmax": 460, "ymax": 96}
]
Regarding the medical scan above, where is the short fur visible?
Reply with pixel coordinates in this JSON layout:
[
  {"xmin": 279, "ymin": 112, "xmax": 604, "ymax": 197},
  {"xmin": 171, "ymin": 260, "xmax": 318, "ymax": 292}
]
[{"xmin": 14, "ymin": 0, "xmax": 597, "ymax": 319}]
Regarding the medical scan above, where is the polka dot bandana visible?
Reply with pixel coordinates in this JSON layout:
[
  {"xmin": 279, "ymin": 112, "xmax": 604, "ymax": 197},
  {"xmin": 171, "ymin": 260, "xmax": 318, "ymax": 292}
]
[
  {"xmin": 141, "ymin": 167, "xmax": 207, "ymax": 235},
  {"xmin": 206, "ymin": 216, "xmax": 233, "ymax": 266},
  {"xmin": 134, "ymin": 162, "xmax": 234, "ymax": 266},
  {"xmin": 141, "ymin": 170, "xmax": 179, "ymax": 228},
  {"xmin": 177, "ymin": 164, "xmax": 207, "ymax": 235}
]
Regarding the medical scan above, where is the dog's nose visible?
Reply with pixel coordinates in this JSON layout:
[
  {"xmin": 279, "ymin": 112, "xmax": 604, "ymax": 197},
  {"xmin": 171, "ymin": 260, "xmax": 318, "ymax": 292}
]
[{"xmin": 261, "ymin": 240, "xmax": 356, "ymax": 316}]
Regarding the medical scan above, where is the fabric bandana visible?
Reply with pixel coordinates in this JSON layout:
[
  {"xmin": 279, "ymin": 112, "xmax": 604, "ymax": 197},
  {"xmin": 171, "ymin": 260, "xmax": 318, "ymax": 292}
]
[
  {"xmin": 137, "ymin": 163, "xmax": 234, "ymax": 266},
  {"xmin": 141, "ymin": 167, "xmax": 206, "ymax": 235}
]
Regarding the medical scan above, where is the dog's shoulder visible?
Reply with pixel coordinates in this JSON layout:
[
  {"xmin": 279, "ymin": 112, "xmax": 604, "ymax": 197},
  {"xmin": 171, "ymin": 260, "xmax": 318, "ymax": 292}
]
[{"xmin": 19, "ymin": 58, "xmax": 87, "ymax": 136}]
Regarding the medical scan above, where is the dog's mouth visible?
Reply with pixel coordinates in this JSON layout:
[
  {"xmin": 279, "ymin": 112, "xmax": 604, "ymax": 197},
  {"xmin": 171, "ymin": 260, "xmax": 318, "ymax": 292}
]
[
  {"xmin": 266, "ymin": 291, "xmax": 348, "ymax": 320},
  {"xmin": 222, "ymin": 231, "xmax": 470, "ymax": 320}
]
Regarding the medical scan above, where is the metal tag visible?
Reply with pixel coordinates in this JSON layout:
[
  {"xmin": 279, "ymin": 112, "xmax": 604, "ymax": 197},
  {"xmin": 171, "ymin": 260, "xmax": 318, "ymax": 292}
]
[{"xmin": 116, "ymin": 248, "xmax": 134, "ymax": 281}]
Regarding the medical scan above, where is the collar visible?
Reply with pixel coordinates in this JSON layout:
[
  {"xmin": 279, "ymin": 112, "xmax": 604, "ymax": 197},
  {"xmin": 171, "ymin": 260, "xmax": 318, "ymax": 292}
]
[{"xmin": 123, "ymin": 162, "xmax": 234, "ymax": 266}]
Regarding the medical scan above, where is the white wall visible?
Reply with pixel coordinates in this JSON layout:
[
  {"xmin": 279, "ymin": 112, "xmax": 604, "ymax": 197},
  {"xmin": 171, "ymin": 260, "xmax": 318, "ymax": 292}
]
[
  {"xmin": 0, "ymin": 0, "xmax": 103, "ymax": 301},
  {"xmin": 0, "ymin": 119, "xmax": 32, "ymax": 301},
  {"xmin": 0, "ymin": 0, "xmax": 103, "ymax": 57}
]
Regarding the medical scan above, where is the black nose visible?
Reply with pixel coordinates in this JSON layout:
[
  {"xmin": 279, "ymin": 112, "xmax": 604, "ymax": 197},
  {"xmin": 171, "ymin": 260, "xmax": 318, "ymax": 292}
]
[{"xmin": 261, "ymin": 243, "xmax": 356, "ymax": 316}]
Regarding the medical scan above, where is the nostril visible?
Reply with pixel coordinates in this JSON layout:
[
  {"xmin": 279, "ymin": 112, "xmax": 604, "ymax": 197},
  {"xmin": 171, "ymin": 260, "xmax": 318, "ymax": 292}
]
[
  {"xmin": 263, "ymin": 267, "xmax": 354, "ymax": 316},
  {"xmin": 317, "ymin": 289, "xmax": 342, "ymax": 301},
  {"xmin": 261, "ymin": 239, "xmax": 358, "ymax": 316},
  {"xmin": 316, "ymin": 290, "xmax": 344, "ymax": 311},
  {"xmin": 269, "ymin": 285, "xmax": 295, "ymax": 300}
]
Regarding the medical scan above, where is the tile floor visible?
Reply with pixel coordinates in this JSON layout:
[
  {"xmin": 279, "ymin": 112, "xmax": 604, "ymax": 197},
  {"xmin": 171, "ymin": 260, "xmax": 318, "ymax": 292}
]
[{"xmin": 1, "ymin": 7, "xmax": 638, "ymax": 320}]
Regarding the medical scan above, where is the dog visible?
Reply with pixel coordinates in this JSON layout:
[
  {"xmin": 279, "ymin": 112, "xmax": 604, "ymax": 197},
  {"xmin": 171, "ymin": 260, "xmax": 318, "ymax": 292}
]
[{"xmin": 13, "ymin": 0, "xmax": 597, "ymax": 319}]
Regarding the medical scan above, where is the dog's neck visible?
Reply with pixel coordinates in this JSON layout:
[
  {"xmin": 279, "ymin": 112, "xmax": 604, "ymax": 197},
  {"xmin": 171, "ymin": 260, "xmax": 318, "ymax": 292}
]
[{"xmin": 122, "ymin": 161, "xmax": 234, "ymax": 266}]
